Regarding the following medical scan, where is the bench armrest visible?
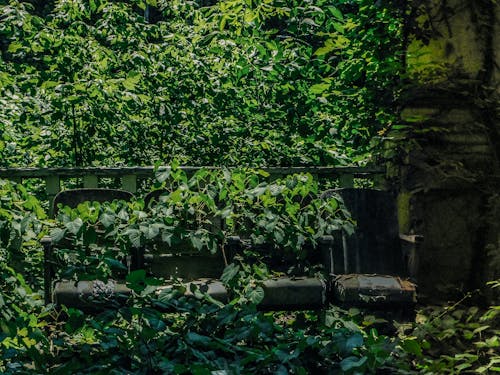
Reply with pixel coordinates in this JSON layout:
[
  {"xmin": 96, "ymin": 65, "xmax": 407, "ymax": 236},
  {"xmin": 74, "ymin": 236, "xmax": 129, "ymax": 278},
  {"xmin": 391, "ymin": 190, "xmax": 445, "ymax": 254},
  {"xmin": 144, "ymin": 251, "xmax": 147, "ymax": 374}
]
[
  {"xmin": 318, "ymin": 233, "xmax": 341, "ymax": 276},
  {"xmin": 399, "ymin": 234, "xmax": 423, "ymax": 244},
  {"xmin": 399, "ymin": 233, "xmax": 422, "ymax": 281},
  {"xmin": 41, "ymin": 236, "xmax": 53, "ymax": 304}
]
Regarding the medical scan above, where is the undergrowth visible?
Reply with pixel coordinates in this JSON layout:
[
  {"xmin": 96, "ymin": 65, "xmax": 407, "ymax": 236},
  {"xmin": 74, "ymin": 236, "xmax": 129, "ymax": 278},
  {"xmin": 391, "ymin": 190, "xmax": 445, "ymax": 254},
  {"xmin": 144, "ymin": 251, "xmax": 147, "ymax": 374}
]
[{"xmin": 1, "ymin": 170, "xmax": 499, "ymax": 374}]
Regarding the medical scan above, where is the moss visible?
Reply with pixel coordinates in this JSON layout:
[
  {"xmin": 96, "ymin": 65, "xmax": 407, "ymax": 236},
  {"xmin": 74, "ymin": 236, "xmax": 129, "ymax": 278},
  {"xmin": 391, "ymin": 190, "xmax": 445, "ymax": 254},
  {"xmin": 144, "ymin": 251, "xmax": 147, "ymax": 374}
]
[{"xmin": 397, "ymin": 191, "xmax": 412, "ymax": 234}]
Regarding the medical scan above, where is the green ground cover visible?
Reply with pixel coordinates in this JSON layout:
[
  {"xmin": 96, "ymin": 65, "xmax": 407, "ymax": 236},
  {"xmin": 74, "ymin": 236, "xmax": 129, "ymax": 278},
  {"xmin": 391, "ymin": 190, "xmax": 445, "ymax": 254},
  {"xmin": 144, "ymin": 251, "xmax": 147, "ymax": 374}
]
[{"xmin": 0, "ymin": 170, "xmax": 499, "ymax": 374}]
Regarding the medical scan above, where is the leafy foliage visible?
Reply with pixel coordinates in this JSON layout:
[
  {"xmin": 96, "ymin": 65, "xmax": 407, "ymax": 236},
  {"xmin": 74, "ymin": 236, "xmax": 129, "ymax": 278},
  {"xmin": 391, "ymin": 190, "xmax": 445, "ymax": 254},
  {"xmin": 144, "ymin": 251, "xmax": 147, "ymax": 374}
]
[
  {"xmin": 394, "ymin": 285, "xmax": 500, "ymax": 374},
  {"xmin": 49, "ymin": 167, "xmax": 353, "ymax": 281},
  {"xmin": 1, "ymin": 172, "xmax": 499, "ymax": 373},
  {"xmin": 0, "ymin": 170, "xmax": 394, "ymax": 374},
  {"xmin": 0, "ymin": 0, "xmax": 404, "ymax": 167},
  {"xmin": 2, "ymin": 1, "xmax": 498, "ymax": 373},
  {"xmin": 0, "ymin": 179, "xmax": 45, "ymax": 286}
]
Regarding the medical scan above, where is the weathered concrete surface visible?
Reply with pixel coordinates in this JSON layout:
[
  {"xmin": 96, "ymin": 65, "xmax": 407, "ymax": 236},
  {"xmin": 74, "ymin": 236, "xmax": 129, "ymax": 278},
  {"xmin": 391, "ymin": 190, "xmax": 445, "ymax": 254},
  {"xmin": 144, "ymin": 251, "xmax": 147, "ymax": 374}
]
[
  {"xmin": 416, "ymin": 191, "xmax": 483, "ymax": 298},
  {"xmin": 407, "ymin": 0, "xmax": 487, "ymax": 81},
  {"xmin": 398, "ymin": 0, "xmax": 500, "ymax": 301}
]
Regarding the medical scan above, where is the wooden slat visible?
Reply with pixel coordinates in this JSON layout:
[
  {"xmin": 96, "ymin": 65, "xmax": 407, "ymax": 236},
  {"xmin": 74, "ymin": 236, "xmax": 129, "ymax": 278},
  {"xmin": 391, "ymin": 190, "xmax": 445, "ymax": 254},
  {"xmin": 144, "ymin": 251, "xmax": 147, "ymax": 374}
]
[
  {"xmin": 46, "ymin": 175, "xmax": 60, "ymax": 217},
  {"xmin": 0, "ymin": 166, "xmax": 385, "ymax": 179},
  {"xmin": 339, "ymin": 174, "xmax": 354, "ymax": 188},
  {"xmin": 260, "ymin": 166, "xmax": 385, "ymax": 177},
  {"xmin": 122, "ymin": 174, "xmax": 137, "ymax": 193},
  {"xmin": 83, "ymin": 175, "xmax": 98, "ymax": 188}
]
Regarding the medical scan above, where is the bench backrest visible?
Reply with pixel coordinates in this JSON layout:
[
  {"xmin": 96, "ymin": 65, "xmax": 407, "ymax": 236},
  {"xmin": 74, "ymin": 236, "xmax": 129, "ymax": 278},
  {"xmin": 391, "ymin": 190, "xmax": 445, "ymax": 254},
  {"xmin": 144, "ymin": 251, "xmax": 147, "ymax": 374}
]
[
  {"xmin": 323, "ymin": 188, "xmax": 402, "ymax": 275},
  {"xmin": 52, "ymin": 188, "xmax": 135, "ymax": 216}
]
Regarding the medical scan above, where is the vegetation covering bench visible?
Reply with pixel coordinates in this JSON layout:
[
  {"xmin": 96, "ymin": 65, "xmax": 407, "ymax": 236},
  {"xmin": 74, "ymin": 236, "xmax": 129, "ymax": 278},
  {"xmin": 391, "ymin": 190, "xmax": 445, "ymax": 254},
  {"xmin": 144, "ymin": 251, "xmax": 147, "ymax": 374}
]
[
  {"xmin": 42, "ymin": 185, "xmax": 418, "ymax": 311},
  {"xmin": 42, "ymin": 188, "xmax": 136, "ymax": 305}
]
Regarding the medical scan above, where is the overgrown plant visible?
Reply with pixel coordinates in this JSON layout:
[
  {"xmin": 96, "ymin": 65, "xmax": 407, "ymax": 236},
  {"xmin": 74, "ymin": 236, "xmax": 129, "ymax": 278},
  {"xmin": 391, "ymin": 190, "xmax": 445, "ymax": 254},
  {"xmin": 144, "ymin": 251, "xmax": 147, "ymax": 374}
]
[
  {"xmin": 2, "ymin": 174, "xmax": 500, "ymax": 373},
  {"xmin": 394, "ymin": 280, "xmax": 500, "ymax": 374},
  {"xmin": 0, "ymin": 0, "xmax": 404, "ymax": 167},
  {"xmin": 0, "ymin": 179, "xmax": 45, "ymax": 287},
  {"xmin": 49, "ymin": 167, "xmax": 353, "ymax": 281}
]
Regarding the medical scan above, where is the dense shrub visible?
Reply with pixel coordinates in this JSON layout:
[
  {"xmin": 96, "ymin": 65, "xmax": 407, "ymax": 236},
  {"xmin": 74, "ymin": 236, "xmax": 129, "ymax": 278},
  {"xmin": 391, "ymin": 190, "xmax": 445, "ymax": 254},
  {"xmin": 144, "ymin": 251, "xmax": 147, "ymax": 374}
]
[{"xmin": 0, "ymin": 0, "xmax": 403, "ymax": 167}]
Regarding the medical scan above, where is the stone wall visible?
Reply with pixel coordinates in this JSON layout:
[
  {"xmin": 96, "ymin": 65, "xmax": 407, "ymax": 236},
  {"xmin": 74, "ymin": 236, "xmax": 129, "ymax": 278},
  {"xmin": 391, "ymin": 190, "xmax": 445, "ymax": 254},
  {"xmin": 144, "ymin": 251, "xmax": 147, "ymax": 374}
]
[{"xmin": 398, "ymin": 0, "xmax": 499, "ymax": 301}]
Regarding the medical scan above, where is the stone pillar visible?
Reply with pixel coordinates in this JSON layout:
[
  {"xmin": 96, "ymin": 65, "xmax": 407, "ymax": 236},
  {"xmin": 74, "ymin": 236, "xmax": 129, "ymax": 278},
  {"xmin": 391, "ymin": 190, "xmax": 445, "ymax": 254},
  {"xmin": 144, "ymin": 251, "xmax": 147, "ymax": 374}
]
[{"xmin": 399, "ymin": 0, "xmax": 499, "ymax": 300}]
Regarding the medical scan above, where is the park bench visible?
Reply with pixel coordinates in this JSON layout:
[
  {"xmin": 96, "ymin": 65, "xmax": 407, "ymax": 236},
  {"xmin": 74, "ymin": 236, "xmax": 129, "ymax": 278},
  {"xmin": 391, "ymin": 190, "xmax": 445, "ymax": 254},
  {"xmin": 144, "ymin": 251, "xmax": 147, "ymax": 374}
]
[
  {"xmin": 41, "ymin": 186, "xmax": 418, "ymax": 311},
  {"xmin": 42, "ymin": 188, "xmax": 136, "ymax": 305},
  {"xmin": 321, "ymin": 188, "xmax": 419, "ymax": 306}
]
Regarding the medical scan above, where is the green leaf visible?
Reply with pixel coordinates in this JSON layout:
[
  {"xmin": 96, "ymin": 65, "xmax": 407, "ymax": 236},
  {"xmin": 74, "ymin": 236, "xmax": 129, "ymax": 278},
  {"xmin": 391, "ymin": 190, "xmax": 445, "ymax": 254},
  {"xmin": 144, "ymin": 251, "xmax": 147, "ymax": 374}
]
[
  {"xmin": 401, "ymin": 338, "xmax": 422, "ymax": 357},
  {"xmin": 218, "ymin": 207, "xmax": 232, "ymax": 219},
  {"xmin": 257, "ymin": 169, "xmax": 270, "ymax": 178},
  {"xmin": 484, "ymin": 336, "xmax": 499, "ymax": 348},
  {"xmin": 143, "ymin": 224, "xmax": 160, "ymax": 240},
  {"xmin": 7, "ymin": 42, "xmax": 22, "ymax": 53},
  {"xmin": 170, "ymin": 189, "xmax": 182, "ymax": 203},
  {"xmin": 303, "ymin": 18, "xmax": 318, "ymax": 27},
  {"xmin": 186, "ymin": 332, "xmax": 211, "ymax": 345},
  {"xmin": 328, "ymin": 198, "xmax": 338, "ymax": 211},
  {"xmin": 126, "ymin": 269, "xmax": 146, "ymax": 284},
  {"xmin": 104, "ymin": 258, "xmax": 127, "ymax": 271},
  {"xmin": 126, "ymin": 269, "xmax": 146, "ymax": 291},
  {"xmin": 171, "ymin": 159, "xmax": 180, "ymax": 170},
  {"xmin": 117, "ymin": 209, "xmax": 129, "ymax": 221},
  {"xmin": 190, "ymin": 235, "xmax": 203, "ymax": 250},
  {"xmin": 340, "ymin": 356, "xmax": 367, "ymax": 372},
  {"xmin": 455, "ymin": 363, "xmax": 472, "ymax": 371},
  {"xmin": 221, "ymin": 263, "xmax": 240, "ymax": 284},
  {"xmin": 246, "ymin": 286, "xmax": 264, "ymax": 304},
  {"xmin": 219, "ymin": 15, "xmax": 228, "ymax": 31},
  {"xmin": 345, "ymin": 333, "xmax": 364, "ymax": 351},
  {"xmin": 155, "ymin": 167, "xmax": 170, "ymax": 183},
  {"xmin": 23, "ymin": 195, "xmax": 46, "ymax": 219},
  {"xmin": 41, "ymin": 81, "xmax": 59, "ymax": 89},
  {"xmin": 309, "ymin": 83, "xmax": 330, "ymax": 94},
  {"xmin": 100, "ymin": 212, "xmax": 115, "ymax": 228},
  {"xmin": 333, "ymin": 22, "xmax": 345, "ymax": 33},
  {"xmin": 50, "ymin": 228, "xmax": 66, "ymax": 242},
  {"xmin": 162, "ymin": 232, "xmax": 173, "ymax": 246},
  {"xmin": 65, "ymin": 218, "xmax": 83, "ymax": 235},
  {"xmin": 328, "ymin": 6, "xmax": 344, "ymax": 20},
  {"xmin": 273, "ymin": 228, "xmax": 284, "ymax": 243},
  {"xmin": 122, "ymin": 71, "xmax": 142, "ymax": 90},
  {"xmin": 250, "ymin": 185, "xmax": 267, "ymax": 197},
  {"xmin": 314, "ymin": 45, "xmax": 334, "ymax": 56},
  {"xmin": 222, "ymin": 168, "xmax": 232, "ymax": 183},
  {"xmin": 124, "ymin": 228, "xmax": 142, "ymax": 248}
]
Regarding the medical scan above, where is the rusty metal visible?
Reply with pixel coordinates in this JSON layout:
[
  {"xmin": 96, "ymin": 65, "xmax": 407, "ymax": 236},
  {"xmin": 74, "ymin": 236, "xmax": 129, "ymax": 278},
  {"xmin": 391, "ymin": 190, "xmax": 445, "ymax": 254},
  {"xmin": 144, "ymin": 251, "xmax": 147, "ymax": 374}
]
[{"xmin": 53, "ymin": 280, "xmax": 131, "ymax": 309}]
